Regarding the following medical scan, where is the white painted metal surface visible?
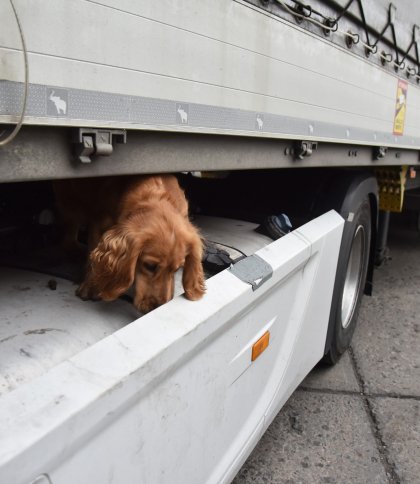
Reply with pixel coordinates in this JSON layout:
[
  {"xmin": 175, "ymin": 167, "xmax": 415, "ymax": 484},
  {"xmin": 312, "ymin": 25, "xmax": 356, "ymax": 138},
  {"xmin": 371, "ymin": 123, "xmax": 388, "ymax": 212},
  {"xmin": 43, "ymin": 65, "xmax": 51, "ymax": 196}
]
[
  {"xmin": 1, "ymin": 0, "xmax": 419, "ymax": 148},
  {"xmin": 0, "ymin": 211, "xmax": 343, "ymax": 484},
  {"xmin": 197, "ymin": 216, "xmax": 273, "ymax": 256},
  {"xmin": 0, "ymin": 268, "xmax": 138, "ymax": 396},
  {"xmin": 0, "ymin": 216, "xmax": 269, "ymax": 398},
  {"xmin": 0, "ymin": 216, "xmax": 271, "ymax": 396}
]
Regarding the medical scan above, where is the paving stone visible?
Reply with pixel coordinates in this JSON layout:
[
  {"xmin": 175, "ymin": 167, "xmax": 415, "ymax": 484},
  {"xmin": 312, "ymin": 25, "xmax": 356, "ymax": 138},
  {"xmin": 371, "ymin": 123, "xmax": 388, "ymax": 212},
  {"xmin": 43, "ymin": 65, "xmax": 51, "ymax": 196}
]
[
  {"xmin": 352, "ymin": 222, "xmax": 420, "ymax": 397},
  {"xmin": 300, "ymin": 351, "xmax": 359, "ymax": 394},
  {"xmin": 369, "ymin": 396, "xmax": 420, "ymax": 484},
  {"xmin": 232, "ymin": 391, "xmax": 386, "ymax": 484}
]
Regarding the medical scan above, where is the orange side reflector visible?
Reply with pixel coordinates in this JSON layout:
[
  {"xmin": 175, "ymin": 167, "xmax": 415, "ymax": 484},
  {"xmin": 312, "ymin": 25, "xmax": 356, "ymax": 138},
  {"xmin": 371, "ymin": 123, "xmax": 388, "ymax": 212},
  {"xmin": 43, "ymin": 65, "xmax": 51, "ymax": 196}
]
[{"xmin": 251, "ymin": 331, "xmax": 270, "ymax": 361}]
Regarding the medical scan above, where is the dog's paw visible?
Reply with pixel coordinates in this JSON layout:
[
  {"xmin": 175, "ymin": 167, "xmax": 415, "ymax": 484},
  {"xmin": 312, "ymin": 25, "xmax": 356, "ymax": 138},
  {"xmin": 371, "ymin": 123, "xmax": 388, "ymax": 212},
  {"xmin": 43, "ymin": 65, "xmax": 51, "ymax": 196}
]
[
  {"xmin": 184, "ymin": 279, "xmax": 206, "ymax": 301},
  {"xmin": 76, "ymin": 281, "xmax": 100, "ymax": 301}
]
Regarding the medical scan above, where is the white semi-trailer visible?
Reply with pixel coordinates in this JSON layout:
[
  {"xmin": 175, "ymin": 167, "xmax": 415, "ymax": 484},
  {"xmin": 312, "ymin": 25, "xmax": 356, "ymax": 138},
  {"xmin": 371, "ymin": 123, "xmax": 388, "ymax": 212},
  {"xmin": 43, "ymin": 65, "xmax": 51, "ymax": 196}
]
[{"xmin": 0, "ymin": 1, "xmax": 419, "ymax": 483}]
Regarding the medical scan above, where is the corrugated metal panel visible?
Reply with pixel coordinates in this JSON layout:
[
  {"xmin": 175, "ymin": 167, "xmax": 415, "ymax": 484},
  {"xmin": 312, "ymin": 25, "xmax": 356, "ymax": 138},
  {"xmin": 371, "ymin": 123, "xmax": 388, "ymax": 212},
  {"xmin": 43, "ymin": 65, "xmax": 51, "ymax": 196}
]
[{"xmin": 0, "ymin": 0, "xmax": 419, "ymax": 149}]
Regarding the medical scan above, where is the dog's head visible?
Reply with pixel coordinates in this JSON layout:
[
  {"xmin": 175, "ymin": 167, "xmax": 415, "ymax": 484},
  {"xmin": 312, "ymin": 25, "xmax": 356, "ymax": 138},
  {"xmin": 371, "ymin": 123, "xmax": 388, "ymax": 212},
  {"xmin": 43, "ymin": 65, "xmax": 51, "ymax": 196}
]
[{"xmin": 89, "ymin": 207, "xmax": 205, "ymax": 313}]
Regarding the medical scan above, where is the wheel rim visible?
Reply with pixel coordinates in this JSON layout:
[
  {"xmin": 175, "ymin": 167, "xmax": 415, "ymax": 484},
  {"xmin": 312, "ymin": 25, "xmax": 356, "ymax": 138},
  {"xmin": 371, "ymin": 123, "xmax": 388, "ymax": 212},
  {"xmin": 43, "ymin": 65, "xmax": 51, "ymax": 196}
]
[{"xmin": 341, "ymin": 225, "xmax": 365, "ymax": 329}]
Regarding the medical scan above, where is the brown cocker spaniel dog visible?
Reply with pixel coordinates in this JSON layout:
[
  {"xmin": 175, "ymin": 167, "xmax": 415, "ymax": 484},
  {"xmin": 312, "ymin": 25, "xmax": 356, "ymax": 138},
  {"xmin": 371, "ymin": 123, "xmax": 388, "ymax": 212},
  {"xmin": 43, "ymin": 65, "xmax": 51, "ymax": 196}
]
[{"xmin": 54, "ymin": 175, "xmax": 205, "ymax": 313}]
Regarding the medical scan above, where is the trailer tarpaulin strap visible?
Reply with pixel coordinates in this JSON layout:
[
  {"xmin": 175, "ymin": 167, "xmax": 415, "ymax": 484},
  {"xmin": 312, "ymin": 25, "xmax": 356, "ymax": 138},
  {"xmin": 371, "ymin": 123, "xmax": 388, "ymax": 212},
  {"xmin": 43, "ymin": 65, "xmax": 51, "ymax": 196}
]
[{"xmin": 251, "ymin": 0, "xmax": 420, "ymax": 83}]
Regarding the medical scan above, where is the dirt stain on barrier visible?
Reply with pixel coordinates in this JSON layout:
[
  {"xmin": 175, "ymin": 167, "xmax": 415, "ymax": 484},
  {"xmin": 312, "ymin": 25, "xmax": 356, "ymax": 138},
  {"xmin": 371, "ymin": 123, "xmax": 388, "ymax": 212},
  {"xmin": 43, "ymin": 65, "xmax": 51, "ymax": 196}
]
[
  {"xmin": 0, "ymin": 334, "xmax": 17, "ymax": 344},
  {"xmin": 24, "ymin": 328, "xmax": 65, "ymax": 335}
]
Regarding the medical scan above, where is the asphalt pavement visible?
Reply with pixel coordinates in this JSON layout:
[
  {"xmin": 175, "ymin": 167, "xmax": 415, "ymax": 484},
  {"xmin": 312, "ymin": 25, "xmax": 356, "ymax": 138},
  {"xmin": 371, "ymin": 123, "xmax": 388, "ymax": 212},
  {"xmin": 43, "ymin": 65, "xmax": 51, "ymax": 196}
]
[{"xmin": 233, "ymin": 213, "xmax": 420, "ymax": 484}]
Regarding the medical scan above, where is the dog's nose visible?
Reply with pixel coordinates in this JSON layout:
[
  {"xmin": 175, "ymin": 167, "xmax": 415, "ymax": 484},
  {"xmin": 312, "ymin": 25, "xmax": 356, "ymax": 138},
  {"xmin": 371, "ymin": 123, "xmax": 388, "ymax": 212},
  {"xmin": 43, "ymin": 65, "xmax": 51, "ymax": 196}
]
[{"xmin": 149, "ymin": 300, "xmax": 159, "ymax": 311}]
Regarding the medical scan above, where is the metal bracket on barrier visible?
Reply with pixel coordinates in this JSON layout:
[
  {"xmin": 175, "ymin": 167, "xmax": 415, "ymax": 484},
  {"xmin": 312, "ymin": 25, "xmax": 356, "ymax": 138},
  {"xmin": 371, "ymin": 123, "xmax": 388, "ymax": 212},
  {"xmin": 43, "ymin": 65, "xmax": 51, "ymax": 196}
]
[
  {"xmin": 229, "ymin": 254, "xmax": 273, "ymax": 291},
  {"xmin": 294, "ymin": 140, "xmax": 318, "ymax": 160},
  {"xmin": 373, "ymin": 146, "xmax": 388, "ymax": 160},
  {"xmin": 74, "ymin": 128, "xmax": 127, "ymax": 163}
]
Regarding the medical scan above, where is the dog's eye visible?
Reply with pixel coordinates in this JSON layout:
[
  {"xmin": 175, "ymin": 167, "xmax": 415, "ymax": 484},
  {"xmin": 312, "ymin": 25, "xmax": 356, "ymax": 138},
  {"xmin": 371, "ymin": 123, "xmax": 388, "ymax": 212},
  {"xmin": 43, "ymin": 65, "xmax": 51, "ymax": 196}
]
[{"xmin": 144, "ymin": 262, "xmax": 159, "ymax": 273}]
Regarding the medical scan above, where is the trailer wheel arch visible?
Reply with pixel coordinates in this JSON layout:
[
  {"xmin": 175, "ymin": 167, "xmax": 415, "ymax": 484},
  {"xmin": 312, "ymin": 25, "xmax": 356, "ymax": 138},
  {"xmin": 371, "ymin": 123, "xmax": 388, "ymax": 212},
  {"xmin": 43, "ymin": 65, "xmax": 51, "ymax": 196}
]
[{"xmin": 315, "ymin": 172, "xmax": 378, "ymax": 365}]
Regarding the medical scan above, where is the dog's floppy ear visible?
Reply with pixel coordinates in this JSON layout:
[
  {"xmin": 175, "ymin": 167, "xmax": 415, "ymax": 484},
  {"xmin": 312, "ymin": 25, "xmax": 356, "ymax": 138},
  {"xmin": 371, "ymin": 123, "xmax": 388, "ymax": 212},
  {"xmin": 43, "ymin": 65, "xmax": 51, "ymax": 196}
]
[
  {"xmin": 89, "ymin": 223, "xmax": 143, "ymax": 301},
  {"xmin": 182, "ymin": 225, "xmax": 206, "ymax": 301}
]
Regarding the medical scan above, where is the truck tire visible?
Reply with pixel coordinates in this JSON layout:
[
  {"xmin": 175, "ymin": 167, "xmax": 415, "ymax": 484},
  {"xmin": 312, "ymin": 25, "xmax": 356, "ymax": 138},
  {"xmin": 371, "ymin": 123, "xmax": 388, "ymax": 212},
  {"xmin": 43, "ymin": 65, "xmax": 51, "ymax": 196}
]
[{"xmin": 323, "ymin": 197, "xmax": 371, "ymax": 365}]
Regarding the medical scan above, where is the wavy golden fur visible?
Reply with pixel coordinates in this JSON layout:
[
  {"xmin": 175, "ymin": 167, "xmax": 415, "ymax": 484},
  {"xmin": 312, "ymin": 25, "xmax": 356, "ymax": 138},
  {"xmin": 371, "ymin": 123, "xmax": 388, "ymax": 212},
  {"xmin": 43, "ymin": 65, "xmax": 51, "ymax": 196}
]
[{"xmin": 54, "ymin": 175, "xmax": 205, "ymax": 313}]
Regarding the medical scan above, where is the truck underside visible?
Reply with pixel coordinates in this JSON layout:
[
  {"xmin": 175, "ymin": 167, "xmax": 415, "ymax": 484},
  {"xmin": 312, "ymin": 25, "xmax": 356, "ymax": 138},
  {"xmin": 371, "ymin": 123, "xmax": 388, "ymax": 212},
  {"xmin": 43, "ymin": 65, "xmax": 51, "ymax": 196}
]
[{"xmin": 0, "ymin": 0, "xmax": 418, "ymax": 483}]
